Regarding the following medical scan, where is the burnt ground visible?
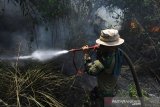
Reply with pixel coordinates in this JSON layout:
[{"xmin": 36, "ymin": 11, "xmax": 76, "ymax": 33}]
[
  {"xmin": 116, "ymin": 65, "xmax": 160, "ymax": 107},
  {"xmin": 118, "ymin": 65, "xmax": 160, "ymax": 97}
]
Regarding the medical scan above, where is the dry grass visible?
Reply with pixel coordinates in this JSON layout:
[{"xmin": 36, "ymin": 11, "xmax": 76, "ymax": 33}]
[{"xmin": 0, "ymin": 61, "xmax": 82, "ymax": 107}]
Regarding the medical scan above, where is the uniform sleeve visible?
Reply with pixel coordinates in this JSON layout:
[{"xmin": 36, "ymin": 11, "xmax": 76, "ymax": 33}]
[{"xmin": 85, "ymin": 53, "xmax": 104, "ymax": 76}]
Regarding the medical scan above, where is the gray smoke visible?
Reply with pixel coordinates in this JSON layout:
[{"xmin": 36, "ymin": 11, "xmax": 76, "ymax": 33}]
[
  {"xmin": 95, "ymin": 6, "xmax": 124, "ymax": 30},
  {"xmin": 0, "ymin": 0, "xmax": 124, "ymax": 54},
  {"xmin": 0, "ymin": 0, "xmax": 125, "ymax": 90},
  {"xmin": 0, "ymin": 0, "xmax": 124, "ymax": 74},
  {"xmin": 0, "ymin": 0, "xmax": 34, "ymax": 54}
]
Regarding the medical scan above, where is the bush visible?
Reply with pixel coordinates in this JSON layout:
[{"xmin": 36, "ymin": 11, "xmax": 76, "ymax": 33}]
[{"xmin": 0, "ymin": 61, "xmax": 83, "ymax": 107}]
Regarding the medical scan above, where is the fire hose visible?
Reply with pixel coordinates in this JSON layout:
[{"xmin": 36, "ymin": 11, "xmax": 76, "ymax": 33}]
[
  {"xmin": 69, "ymin": 45, "xmax": 144, "ymax": 107},
  {"xmin": 118, "ymin": 48, "xmax": 144, "ymax": 107},
  {"xmin": 68, "ymin": 44, "xmax": 99, "ymax": 76}
]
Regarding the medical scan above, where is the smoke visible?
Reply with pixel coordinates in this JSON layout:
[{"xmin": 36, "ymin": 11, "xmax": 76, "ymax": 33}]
[
  {"xmin": 0, "ymin": 0, "xmax": 125, "ymax": 91},
  {"xmin": 0, "ymin": 0, "xmax": 124, "ymax": 67},
  {"xmin": 0, "ymin": 0, "xmax": 34, "ymax": 54},
  {"xmin": 69, "ymin": 0, "xmax": 124, "ymax": 45},
  {"xmin": 0, "ymin": 0, "xmax": 124, "ymax": 53},
  {"xmin": 35, "ymin": 25, "xmax": 53, "ymax": 49},
  {"xmin": 95, "ymin": 6, "xmax": 124, "ymax": 30}
]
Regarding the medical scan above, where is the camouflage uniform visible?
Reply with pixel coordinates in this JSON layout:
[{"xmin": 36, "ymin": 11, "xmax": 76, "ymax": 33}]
[{"xmin": 84, "ymin": 49, "xmax": 123, "ymax": 107}]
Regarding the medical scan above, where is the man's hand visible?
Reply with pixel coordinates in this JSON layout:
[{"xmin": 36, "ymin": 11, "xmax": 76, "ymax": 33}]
[
  {"xmin": 82, "ymin": 45, "xmax": 91, "ymax": 61},
  {"xmin": 82, "ymin": 45, "xmax": 89, "ymax": 54}
]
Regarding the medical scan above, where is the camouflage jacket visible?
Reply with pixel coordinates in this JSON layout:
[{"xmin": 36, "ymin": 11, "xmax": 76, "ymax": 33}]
[{"xmin": 84, "ymin": 49, "xmax": 123, "ymax": 97}]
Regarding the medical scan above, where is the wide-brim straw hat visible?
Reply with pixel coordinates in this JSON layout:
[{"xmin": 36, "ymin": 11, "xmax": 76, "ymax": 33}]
[{"xmin": 96, "ymin": 29, "xmax": 124, "ymax": 46}]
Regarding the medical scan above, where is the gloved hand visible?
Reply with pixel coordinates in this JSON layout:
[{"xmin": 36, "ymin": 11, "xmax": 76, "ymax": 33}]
[
  {"xmin": 82, "ymin": 45, "xmax": 91, "ymax": 61},
  {"xmin": 82, "ymin": 45, "xmax": 89, "ymax": 54}
]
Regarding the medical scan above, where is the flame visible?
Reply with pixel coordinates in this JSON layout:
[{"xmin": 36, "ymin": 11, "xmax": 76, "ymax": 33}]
[{"xmin": 149, "ymin": 26, "xmax": 160, "ymax": 32}]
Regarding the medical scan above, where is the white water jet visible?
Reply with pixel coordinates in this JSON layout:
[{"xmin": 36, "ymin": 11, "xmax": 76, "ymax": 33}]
[{"xmin": 17, "ymin": 50, "xmax": 69, "ymax": 61}]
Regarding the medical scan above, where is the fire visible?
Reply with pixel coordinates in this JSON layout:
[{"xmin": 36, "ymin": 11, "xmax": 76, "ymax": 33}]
[
  {"xmin": 149, "ymin": 26, "xmax": 160, "ymax": 32},
  {"xmin": 129, "ymin": 18, "xmax": 160, "ymax": 33}
]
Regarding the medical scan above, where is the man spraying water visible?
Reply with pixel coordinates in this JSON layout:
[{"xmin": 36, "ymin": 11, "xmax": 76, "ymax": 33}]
[
  {"xmin": 0, "ymin": 29, "xmax": 143, "ymax": 107},
  {"xmin": 81, "ymin": 29, "xmax": 144, "ymax": 107},
  {"xmin": 81, "ymin": 29, "xmax": 124, "ymax": 106}
]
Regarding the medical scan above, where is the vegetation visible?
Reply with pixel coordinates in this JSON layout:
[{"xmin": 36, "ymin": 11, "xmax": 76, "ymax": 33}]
[
  {"xmin": 129, "ymin": 83, "xmax": 149, "ymax": 99},
  {"xmin": 0, "ymin": 0, "xmax": 160, "ymax": 106},
  {"xmin": 10, "ymin": 0, "xmax": 70, "ymax": 21},
  {"xmin": 0, "ymin": 61, "xmax": 86, "ymax": 106}
]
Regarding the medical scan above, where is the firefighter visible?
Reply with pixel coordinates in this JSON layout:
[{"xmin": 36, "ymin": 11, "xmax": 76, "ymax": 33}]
[{"xmin": 82, "ymin": 29, "xmax": 124, "ymax": 107}]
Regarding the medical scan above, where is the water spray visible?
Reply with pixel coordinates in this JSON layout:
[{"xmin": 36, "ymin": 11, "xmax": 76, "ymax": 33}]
[
  {"xmin": 2, "ymin": 44, "xmax": 99, "ymax": 62},
  {"xmin": 17, "ymin": 50, "xmax": 69, "ymax": 61}
]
